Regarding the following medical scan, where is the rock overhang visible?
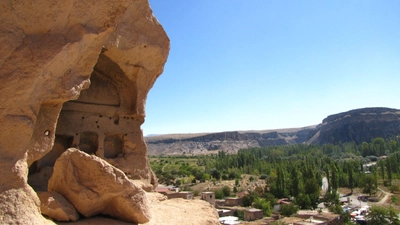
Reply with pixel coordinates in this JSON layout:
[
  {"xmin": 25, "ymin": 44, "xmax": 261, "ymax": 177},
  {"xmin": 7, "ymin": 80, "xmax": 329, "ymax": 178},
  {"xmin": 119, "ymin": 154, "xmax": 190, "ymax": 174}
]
[{"xmin": 0, "ymin": 0, "xmax": 169, "ymax": 223}]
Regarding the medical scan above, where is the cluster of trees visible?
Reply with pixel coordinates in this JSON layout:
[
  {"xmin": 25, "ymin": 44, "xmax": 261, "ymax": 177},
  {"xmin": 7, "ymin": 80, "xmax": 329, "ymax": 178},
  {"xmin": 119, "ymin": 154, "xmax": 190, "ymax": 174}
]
[
  {"xmin": 150, "ymin": 137, "xmax": 400, "ymax": 217},
  {"xmin": 214, "ymin": 185, "xmax": 231, "ymax": 199},
  {"xmin": 366, "ymin": 205, "xmax": 400, "ymax": 225}
]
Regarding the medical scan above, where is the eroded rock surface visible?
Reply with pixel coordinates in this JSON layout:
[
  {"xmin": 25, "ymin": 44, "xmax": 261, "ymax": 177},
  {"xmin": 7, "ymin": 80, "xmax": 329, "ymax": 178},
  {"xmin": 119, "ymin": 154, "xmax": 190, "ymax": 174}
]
[
  {"xmin": 144, "ymin": 193, "xmax": 220, "ymax": 225},
  {"xmin": 37, "ymin": 191, "xmax": 79, "ymax": 222},
  {"xmin": 309, "ymin": 107, "xmax": 400, "ymax": 145},
  {"xmin": 48, "ymin": 148, "xmax": 150, "ymax": 224},
  {"xmin": 145, "ymin": 127, "xmax": 317, "ymax": 155},
  {"xmin": 55, "ymin": 193, "xmax": 220, "ymax": 225},
  {"xmin": 146, "ymin": 107, "xmax": 400, "ymax": 155},
  {"xmin": 0, "ymin": 0, "xmax": 169, "ymax": 223}
]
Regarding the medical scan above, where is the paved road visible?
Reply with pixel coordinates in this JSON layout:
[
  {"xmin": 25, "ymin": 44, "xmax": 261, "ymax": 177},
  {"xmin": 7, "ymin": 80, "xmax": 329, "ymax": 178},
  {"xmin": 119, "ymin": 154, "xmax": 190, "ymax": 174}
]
[
  {"xmin": 340, "ymin": 187, "xmax": 392, "ymax": 208},
  {"xmin": 346, "ymin": 193, "xmax": 369, "ymax": 208}
]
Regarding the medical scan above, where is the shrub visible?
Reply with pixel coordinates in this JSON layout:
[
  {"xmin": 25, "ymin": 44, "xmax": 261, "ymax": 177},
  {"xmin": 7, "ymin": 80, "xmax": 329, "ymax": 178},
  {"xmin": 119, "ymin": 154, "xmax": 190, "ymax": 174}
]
[
  {"xmin": 253, "ymin": 197, "xmax": 272, "ymax": 216},
  {"xmin": 181, "ymin": 185, "xmax": 192, "ymax": 191},
  {"xmin": 193, "ymin": 190, "xmax": 200, "ymax": 196},
  {"xmin": 203, "ymin": 173, "xmax": 211, "ymax": 181},
  {"xmin": 390, "ymin": 184, "xmax": 400, "ymax": 193},
  {"xmin": 242, "ymin": 191, "xmax": 259, "ymax": 207},
  {"xmin": 269, "ymin": 221, "xmax": 286, "ymax": 225},
  {"xmin": 279, "ymin": 203, "xmax": 298, "ymax": 217},
  {"xmin": 228, "ymin": 170, "xmax": 240, "ymax": 180},
  {"xmin": 222, "ymin": 186, "xmax": 231, "ymax": 197},
  {"xmin": 233, "ymin": 210, "xmax": 244, "ymax": 220},
  {"xmin": 214, "ymin": 189, "xmax": 224, "ymax": 199}
]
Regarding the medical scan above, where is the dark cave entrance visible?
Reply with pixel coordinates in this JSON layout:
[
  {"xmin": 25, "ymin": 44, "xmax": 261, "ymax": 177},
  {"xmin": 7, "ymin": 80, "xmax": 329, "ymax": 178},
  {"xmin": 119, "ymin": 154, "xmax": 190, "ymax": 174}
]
[{"xmin": 28, "ymin": 53, "xmax": 138, "ymax": 191}]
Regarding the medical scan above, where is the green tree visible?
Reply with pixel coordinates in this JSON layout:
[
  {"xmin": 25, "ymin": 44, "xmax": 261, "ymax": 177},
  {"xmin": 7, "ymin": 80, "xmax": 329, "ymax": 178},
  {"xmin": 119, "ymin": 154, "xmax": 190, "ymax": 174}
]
[
  {"xmin": 348, "ymin": 166, "xmax": 354, "ymax": 193},
  {"xmin": 366, "ymin": 205, "xmax": 400, "ymax": 225},
  {"xmin": 324, "ymin": 191, "xmax": 340, "ymax": 207},
  {"xmin": 361, "ymin": 174, "xmax": 378, "ymax": 196},
  {"xmin": 275, "ymin": 166, "xmax": 287, "ymax": 198},
  {"xmin": 372, "ymin": 137, "xmax": 386, "ymax": 156},
  {"xmin": 386, "ymin": 159, "xmax": 393, "ymax": 186},
  {"xmin": 242, "ymin": 191, "xmax": 259, "ymax": 207},
  {"xmin": 279, "ymin": 204, "xmax": 299, "ymax": 217},
  {"xmin": 222, "ymin": 186, "xmax": 231, "ymax": 197},
  {"xmin": 214, "ymin": 189, "xmax": 224, "ymax": 199},
  {"xmin": 291, "ymin": 167, "xmax": 300, "ymax": 197},
  {"xmin": 210, "ymin": 168, "xmax": 221, "ymax": 180},
  {"xmin": 264, "ymin": 192, "xmax": 277, "ymax": 207},
  {"xmin": 295, "ymin": 194, "xmax": 311, "ymax": 209},
  {"xmin": 233, "ymin": 210, "xmax": 244, "ymax": 220},
  {"xmin": 378, "ymin": 160, "xmax": 385, "ymax": 180},
  {"xmin": 253, "ymin": 197, "xmax": 272, "ymax": 216},
  {"xmin": 331, "ymin": 163, "xmax": 339, "ymax": 193},
  {"xmin": 203, "ymin": 173, "xmax": 211, "ymax": 181},
  {"xmin": 390, "ymin": 140, "xmax": 398, "ymax": 153},
  {"xmin": 361, "ymin": 141, "xmax": 371, "ymax": 156},
  {"xmin": 304, "ymin": 177, "xmax": 321, "ymax": 209},
  {"xmin": 188, "ymin": 174, "xmax": 195, "ymax": 184}
]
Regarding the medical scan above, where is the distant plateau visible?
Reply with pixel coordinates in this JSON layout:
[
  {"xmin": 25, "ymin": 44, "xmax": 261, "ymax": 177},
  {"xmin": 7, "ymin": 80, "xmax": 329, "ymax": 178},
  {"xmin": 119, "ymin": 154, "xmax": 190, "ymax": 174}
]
[{"xmin": 145, "ymin": 107, "xmax": 400, "ymax": 155}]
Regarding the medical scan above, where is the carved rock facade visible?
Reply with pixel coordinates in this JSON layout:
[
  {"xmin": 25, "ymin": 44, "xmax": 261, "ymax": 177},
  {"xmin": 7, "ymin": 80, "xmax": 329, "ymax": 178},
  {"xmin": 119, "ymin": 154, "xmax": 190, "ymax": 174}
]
[{"xmin": 0, "ymin": 0, "xmax": 169, "ymax": 224}]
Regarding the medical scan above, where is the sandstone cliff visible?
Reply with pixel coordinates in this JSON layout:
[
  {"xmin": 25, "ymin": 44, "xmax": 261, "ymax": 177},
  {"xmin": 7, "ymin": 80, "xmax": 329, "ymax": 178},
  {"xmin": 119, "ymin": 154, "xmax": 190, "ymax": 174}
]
[
  {"xmin": 0, "ymin": 0, "xmax": 169, "ymax": 224},
  {"xmin": 146, "ymin": 107, "xmax": 400, "ymax": 155},
  {"xmin": 146, "ymin": 127, "xmax": 318, "ymax": 155},
  {"xmin": 309, "ymin": 107, "xmax": 400, "ymax": 145}
]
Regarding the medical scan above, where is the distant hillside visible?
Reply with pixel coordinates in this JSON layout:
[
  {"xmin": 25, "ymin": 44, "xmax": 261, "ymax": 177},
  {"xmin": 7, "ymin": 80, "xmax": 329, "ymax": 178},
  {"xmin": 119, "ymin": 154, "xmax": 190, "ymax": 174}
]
[
  {"xmin": 308, "ymin": 107, "xmax": 400, "ymax": 145},
  {"xmin": 145, "ymin": 107, "xmax": 400, "ymax": 155}
]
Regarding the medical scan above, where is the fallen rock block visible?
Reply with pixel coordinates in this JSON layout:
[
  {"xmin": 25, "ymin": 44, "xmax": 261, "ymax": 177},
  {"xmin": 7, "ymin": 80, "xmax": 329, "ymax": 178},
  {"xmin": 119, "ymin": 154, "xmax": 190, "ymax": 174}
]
[
  {"xmin": 37, "ymin": 191, "xmax": 79, "ymax": 221},
  {"xmin": 48, "ymin": 148, "xmax": 151, "ymax": 224}
]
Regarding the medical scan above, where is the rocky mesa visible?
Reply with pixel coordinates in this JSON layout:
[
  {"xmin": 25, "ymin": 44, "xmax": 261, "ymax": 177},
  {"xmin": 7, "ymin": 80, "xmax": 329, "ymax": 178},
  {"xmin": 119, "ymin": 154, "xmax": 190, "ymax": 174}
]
[{"xmin": 146, "ymin": 107, "xmax": 400, "ymax": 155}]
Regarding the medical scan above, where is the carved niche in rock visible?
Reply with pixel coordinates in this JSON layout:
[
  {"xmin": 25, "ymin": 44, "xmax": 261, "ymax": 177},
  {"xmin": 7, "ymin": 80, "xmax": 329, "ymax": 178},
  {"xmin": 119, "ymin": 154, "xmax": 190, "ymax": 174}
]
[{"xmin": 30, "ymin": 53, "xmax": 157, "ymax": 190}]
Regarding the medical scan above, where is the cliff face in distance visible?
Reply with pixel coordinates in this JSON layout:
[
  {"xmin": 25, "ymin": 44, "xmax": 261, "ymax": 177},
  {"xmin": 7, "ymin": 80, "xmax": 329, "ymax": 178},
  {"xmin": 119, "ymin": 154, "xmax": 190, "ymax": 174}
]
[
  {"xmin": 310, "ymin": 107, "xmax": 400, "ymax": 145},
  {"xmin": 146, "ymin": 107, "xmax": 400, "ymax": 155}
]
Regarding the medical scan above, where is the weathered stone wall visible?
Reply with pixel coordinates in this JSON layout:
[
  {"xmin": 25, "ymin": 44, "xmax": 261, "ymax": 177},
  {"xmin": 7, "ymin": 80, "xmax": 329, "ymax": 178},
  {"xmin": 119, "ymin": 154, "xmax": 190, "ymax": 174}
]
[{"xmin": 0, "ymin": 0, "xmax": 169, "ymax": 224}]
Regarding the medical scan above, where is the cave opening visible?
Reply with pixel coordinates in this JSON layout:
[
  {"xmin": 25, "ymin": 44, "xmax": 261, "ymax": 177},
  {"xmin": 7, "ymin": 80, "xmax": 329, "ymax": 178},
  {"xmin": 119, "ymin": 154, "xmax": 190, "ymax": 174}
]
[{"xmin": 28, "ymin": 53, "xmax": 138, "ymax": 191}]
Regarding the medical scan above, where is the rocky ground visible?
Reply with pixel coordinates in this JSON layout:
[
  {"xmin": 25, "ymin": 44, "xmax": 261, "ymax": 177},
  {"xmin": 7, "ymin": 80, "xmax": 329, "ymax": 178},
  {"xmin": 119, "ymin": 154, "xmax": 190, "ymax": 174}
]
[{"xmin": 58, "ymin": 193, "xmax": 220, "ymax": 225}]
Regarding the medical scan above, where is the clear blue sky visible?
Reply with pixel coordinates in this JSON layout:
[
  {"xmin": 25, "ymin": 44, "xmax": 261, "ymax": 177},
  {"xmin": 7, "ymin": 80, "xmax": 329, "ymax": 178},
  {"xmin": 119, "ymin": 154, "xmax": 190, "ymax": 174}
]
[{"xmin": 143, "ymin": 1, "xmax": 400, "ymax": 136}]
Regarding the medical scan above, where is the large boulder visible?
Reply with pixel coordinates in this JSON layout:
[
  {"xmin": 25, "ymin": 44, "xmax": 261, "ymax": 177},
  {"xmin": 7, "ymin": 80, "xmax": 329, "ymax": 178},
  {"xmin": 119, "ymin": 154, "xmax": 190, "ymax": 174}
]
[
  {"xmin": 0, "ymin": 0, "xmax": 169, "ymax": 223},
  {"xmin": 48, "ymin": 148, "xmax": 151, "ymax": 224},
  {"xmin": 37, "ymin": 191, "xmax": 79, "ymax": 222},
  {"xmin": 52, "ymin": 193, "xmax": 221, "ymax": 225}
]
